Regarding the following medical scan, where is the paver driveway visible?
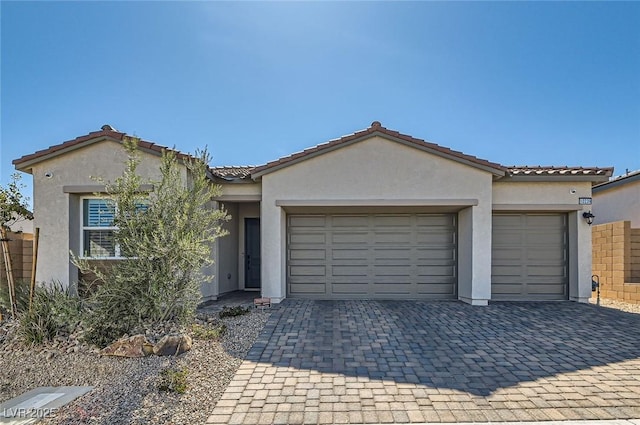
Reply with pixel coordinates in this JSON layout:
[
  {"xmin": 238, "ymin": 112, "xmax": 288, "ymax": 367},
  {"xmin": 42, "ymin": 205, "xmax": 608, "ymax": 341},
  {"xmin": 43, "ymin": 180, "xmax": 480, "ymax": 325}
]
[{"xmin": 207, "ymin": 300, "xmax": 640, "ymax": 424}]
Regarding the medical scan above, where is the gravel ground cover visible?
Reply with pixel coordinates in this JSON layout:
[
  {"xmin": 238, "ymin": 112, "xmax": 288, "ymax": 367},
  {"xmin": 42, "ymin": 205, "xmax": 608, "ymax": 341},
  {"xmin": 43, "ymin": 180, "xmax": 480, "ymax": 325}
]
[
  {"xmin": 0, "ymin": 306, "xmax": 269, "ymax": 425},
  {"xmin": 590, "ymin": 297, "xmax": 640, "ymax": 314}
]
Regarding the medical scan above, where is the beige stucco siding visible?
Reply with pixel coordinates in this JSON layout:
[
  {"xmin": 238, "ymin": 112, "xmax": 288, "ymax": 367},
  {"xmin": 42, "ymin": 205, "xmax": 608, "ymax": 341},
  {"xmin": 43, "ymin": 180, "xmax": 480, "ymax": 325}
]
[
  {"xmin": 493, "ymin": 181, "xmax": 592, "ymax": 205},
  {"xmin": 219, "ymin": 182, "xmax": 262, "ymax": 198},
  {"xmin": 30, "ymin": 140, "xmax": 186, "ymax": 290},
  {"xmin": 260, "ymin": 136, "xmax": 495, "ymax": 304},
  {"xmin": 593, "ymin": 181, "xmax": 640, "ymax": 227}
]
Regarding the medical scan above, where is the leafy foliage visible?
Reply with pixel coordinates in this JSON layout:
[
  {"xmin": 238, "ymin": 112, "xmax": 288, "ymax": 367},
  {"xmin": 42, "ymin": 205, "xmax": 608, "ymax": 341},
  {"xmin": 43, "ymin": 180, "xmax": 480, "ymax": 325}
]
[
  {"xmin": 74, "ymin": 137, "xmax": 229, "ymax": 345},
  {"xmin": 158, "ymin": 367, "xmax": 188, "ymax": 394},
  {"xmin": 19, "ymin": 282, "xmax": 83, "ymax": 344},
  {"xmin": 0, "ymin": 173, "xmax": 33, "ymax": 228},
  {"xmin": 219, "ymin": 305, "xmax": 250, "ymax": 318},
  {"xmin": 191, "ymin": 323, "xmax": 226, "ymax": 340},
  {"xmin": 0, "ymin": 278, "xmax": 30, "ymax": 314}
]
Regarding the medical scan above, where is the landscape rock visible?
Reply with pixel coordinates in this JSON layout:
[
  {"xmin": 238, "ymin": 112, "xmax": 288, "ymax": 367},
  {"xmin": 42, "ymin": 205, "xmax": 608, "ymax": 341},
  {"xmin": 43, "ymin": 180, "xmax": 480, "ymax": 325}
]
[
  {"xmin": 101, "ymin": 334, "xmax": 151, "ymax": 358},
  {"xmin": 153, "ymin": 334, "xmax": 192, "ymax": 356}
]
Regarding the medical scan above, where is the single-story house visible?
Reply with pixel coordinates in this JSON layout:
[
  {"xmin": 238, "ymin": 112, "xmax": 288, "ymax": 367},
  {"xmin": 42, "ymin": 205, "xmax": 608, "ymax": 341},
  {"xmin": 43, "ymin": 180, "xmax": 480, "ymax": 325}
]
[
  {"xmin": 592, "ymin": 170, "xmax": 640, "ymax": 227},
  {"xmin": 13, "ymin": 121, "xmax": 613, "ymax": 305}
]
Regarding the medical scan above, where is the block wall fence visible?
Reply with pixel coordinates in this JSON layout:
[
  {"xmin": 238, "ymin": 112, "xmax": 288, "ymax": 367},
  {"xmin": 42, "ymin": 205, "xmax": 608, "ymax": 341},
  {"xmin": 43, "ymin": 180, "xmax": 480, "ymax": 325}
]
[{"xmin": 592, "ymin": 220, "xmax": 640, "ymax": 304}]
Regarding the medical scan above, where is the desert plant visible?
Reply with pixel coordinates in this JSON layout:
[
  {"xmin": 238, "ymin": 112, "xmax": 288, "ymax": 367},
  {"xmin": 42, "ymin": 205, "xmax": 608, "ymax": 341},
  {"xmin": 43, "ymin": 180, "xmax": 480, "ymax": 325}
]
[
  {"xmin": 191, "ymin": 323, "xmax": 226, "ymax": 340},
  {"xmin": 19, "ymin": 282, "xmax": 83, "ymax": 344},
  {"xmin": 0, "ymin": 278, "xmax": 30, "ymax": 314},
  {"xmin": 158, "ymin": 367, "xmax": 188, "ymax": 394},
  {"xmin": 74, "ymin": 137, "xmax": 229, "ymax": 345},
  {"xmin": 219, "ymin": 305, "xmax": 250, "ymax": 318}
]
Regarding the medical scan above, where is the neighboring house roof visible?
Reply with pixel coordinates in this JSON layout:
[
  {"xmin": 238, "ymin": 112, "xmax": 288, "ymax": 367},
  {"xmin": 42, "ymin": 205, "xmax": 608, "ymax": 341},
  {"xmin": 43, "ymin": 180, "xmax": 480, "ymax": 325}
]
[
  {"xmin": 12, "ymin": 125, "xmax": 192, "ymax": 173},
  {"xmin": 251, "ymin": 121, "xmax": 508, "ymax": 178},
  {"xmin": 506, "ymin": 166, "xmax": 613, "ymax": 182},
  {"xmin": 592, "ymin": 169, "xmax": 640, "ymax": 194}
]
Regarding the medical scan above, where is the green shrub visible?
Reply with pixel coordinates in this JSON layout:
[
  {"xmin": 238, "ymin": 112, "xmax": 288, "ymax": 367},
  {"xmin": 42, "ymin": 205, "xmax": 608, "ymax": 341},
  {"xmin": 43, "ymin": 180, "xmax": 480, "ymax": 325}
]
[
  {"xmin": 219, "ymin": 306, "xmax": 250, "ymax": 319},
  {"xmin": 191, "ymin": 323, "xmax": 225, "ymax": 340},
  {"xmin": 18, "ymin": 282, "xmax": 83, "ymax": 344},
  {"xmin": 158, "ymin": 367, "xmax": 188, "ymax": 394},
  {"xmin": 73, "ymin": 138, "xmax": 229, "ymax": 346},
  {"xmin": 0, "ymin": 278, "xmax": 30, "ymax": 315}
]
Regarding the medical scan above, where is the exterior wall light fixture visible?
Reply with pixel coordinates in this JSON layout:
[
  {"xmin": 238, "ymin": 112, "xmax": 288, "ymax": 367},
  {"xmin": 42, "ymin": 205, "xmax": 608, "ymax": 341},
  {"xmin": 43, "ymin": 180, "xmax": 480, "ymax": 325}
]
[{"xmin": 583, "ymin": 211, "xmax": 595, "ymax": 225}]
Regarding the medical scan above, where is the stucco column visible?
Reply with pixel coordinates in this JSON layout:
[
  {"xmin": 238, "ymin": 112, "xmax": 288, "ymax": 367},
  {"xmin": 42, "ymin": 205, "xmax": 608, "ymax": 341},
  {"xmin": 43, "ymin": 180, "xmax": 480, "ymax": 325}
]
[
  {"xmin": 570, "ymin": 210, "xmax": 592, "ymax": 303},
  {"xmin": 260, "ymin": 201, "xmax": 286, "ymax": 302},
  {"xmin": 458, "ymin": 205, "xmax": 492, "ymax": 306}
]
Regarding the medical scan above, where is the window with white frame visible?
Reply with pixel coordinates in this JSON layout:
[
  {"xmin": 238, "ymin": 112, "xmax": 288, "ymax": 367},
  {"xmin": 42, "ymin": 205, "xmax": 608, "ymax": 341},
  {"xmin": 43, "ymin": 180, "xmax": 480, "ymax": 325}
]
[
  {"xmin": 82, "ymin": 198, "xmax": 118, "ymax": 258},
  {"xmin": 81, "ymin": 197, "xmax": 149, "ymax": 258}
]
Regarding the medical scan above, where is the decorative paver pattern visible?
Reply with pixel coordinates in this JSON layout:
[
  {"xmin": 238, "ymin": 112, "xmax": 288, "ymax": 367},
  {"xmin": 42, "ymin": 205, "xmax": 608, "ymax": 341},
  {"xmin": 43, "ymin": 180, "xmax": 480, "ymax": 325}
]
[{"xmin": 207, "ymin": 300, "xmax": 640, "ymax": 424}]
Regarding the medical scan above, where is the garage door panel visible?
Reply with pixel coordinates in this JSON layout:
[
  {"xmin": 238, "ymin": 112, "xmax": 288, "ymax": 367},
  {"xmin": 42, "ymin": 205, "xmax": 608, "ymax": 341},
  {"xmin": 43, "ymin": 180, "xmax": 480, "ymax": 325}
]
[
  {"xmin": 527, "ymin": 266, "xmax": 568, "ymax": 277},
  {"xmin": 289, "ymin": 215, "xmax": 326, "ymax": 227},
  {"xmin": 373, "ymin": 265, "xmax": 412, "ymax": 277},
  {"xmin": 492, "ymin": 213, "xmax": 568, "ymax": 301},
  {"xmin": 416, "ymin": 282, "xmax": 457, "ymax": 293},
  {"xmin": 526, "ymin": 248, "xmax": 565, "ymax": 261},
  {"xmin": 289, "ymin": 283, "xmax": 327, "ymax": 294},
  {"xmin": 331, "ymin": 282, "xmax": 370, "ymax": 294},
  {"xmin": 332, "ymin": 265, "xmax": 368, "ymax": 276},
  {"xmin": 493, "ymin": 231, "xmax": 524, "ymax": 245},
  {"xmin": 289, "ymin": 265, "xmax": 326, "ymax": 276},
  {"xmin": 373, "ymin": 215, "xmax": 412, "ymax": 227},
  {"xmin": 289, "ymin": 249, "xmax": 326, "ymax": 260},
  {"xmin": 332, "ymin": 232, "xmax": 368, "ymax": 244},
  {"xmin": 527, "ymin": 232, "xmax": 566, "ymax": 246},
  {"xmin": 527, "ymin": 283, "xmax": 567, "ymax": 293},
  {"xmin": 416, "ymin": 264, "xmax": 456, "ymax": 276},
  {"xmin": 290, "ymin": 232, "xmax": 326, "ymax": 244},
  {"xmin": 331, "ymin": 215, "xmax": 369, "ymax": 227},
  {"xmin": 492, "ymin": 249, "xmax": 522, "ymax": 261},
  {"xmin": 373, "ymin": 284, "xmax": 412, "ymax": 294},
  {"xmin": 288, "ymin": 213, "xmax": 457, "ymax": 299},
  {"xmin": 526, "ymin": 214, "xmax": 565, "ymax": 227},
  {"xmin": 416, "ymin": 214, "xmax": 455, "ymax": 227},
  {"xmin": 416, "ymin": 248, "xmax": 456, "ymax": 261},
  {"xmin": 373, "ymin": 232, "xmax": 413, "ymax": 244},
  {"xmin": 373, "ymin": 248, "xmax": 411, "ymax": 260},
  {"xmin": 492, "ymin": 284, "xmax": 525, "ymax": 295},
  {"xmin": 416, "ymin": 232, "xmax": 456, "ymax": 245},
  {"xmin": 332, "ymin": 248, "xmax": 369, "ymax": 259}
]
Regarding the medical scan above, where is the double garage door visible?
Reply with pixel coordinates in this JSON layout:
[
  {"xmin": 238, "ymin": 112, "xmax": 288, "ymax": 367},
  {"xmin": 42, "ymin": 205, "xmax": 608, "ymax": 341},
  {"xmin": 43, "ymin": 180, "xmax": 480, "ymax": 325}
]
[
  {"xmin": 287, "ymin": 213, "xmax": 457, "ymax": 299},
  {"xmin": 286, "ymin": 212, "xmax": 568, "ymax": 301}
]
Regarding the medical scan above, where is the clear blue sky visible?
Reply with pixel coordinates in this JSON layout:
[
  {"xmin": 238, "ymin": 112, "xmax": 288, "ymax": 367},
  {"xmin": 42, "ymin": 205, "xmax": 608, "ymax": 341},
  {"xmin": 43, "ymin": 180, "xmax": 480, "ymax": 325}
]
[{"xmin": 1, "ymin": 1, "xmax": 639, "ymax": 203}]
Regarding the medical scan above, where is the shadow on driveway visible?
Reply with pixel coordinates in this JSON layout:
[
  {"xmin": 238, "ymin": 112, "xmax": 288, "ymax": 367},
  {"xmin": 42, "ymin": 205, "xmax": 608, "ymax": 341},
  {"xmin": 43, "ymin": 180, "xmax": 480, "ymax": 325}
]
[{"xmin": 247, "ymin": 300, "xmax": 640, "ymax": 396}]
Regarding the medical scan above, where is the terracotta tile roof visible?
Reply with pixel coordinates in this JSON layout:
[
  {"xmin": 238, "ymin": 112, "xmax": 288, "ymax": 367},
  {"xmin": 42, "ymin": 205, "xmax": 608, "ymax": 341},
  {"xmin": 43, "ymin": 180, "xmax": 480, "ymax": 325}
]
[
  {"xmin": 506, "ymin": 166, "xmax": 614, "ymax": 177},
  {"xmin": 13, "ymin": 125, "xmax": 192, "ymax": 170},
  {"xmin": 210, "ymin": 166, "xmax": 255, "ymax": 180},
  {"xmin": 14, "ymin": 123, "xmax": 615, "ymax": 184},
  {"xmin": 251, "ymin": 121, "xmax": 508, "ymax": 177}
]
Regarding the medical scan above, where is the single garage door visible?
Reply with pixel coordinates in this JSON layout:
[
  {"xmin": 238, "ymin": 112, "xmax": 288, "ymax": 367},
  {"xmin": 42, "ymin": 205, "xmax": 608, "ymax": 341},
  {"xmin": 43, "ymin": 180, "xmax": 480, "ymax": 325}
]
[
  {"xmin": 287, "ymin": 213, "xmax": 457, "ymax": 299},
  {"xmin": 492, "ymin": 213, "xmax": 568, "ymax": 301}
]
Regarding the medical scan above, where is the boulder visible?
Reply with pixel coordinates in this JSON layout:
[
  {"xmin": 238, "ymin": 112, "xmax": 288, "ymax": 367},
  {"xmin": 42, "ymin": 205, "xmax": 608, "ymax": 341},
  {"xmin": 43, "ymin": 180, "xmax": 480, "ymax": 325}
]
[
  {"xmin": 153, "ymin": 334, "xmax": 192, "ymax": 356},
  {"xmin": 101, "ymin": 334, "xmax": 151, "ymax": 358}
]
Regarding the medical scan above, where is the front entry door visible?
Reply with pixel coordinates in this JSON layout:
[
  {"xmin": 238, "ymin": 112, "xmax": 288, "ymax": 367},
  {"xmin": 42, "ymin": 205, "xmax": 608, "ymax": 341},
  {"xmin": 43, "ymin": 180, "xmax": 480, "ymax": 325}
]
[{"xmin": 245, "ymin": 218, "xmax": 261, "ymax": 289}]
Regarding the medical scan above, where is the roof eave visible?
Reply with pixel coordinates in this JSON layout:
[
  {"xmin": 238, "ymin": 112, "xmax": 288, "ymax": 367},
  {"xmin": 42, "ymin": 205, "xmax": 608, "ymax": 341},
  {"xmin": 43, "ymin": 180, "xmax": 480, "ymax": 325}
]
[
  {"xmin": 251, "ymin": 131, "xmax": 507, "ymax": 179},
  {"xmin": 13, "ymin": 135, "xmax": 124, "ymax": 173}
]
